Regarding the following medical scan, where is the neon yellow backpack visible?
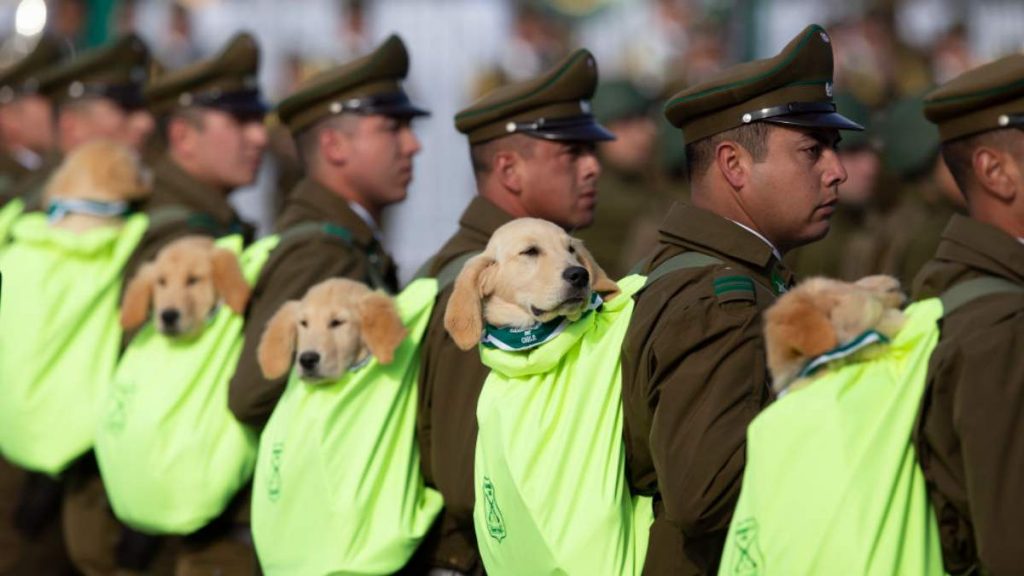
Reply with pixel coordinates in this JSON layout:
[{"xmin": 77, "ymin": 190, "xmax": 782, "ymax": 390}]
[
  {"xmin": 473, "ymin": 273, "xmax": 652, "ymax": 576},
  {"xmin": 719, "ymin": 277, "xmax": 1024, "ymax": 576},
  {"xmin": 0, "ymin": 212, "xmax": 148, "ymax": 476},
  {"xmin": 94, "ymin": 233, "xmax": 278, "ymax": 535},
  {"xmin": 252, "ymin": 277, "xmax": 444, "ymax": 575}
]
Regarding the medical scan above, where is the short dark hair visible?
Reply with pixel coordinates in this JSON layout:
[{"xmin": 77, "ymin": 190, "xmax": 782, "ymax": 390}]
[
  {"xmin": 294, "ymin": 114, "xmax": 359, "ymax": 169},
  {"xmin": 684, "ymin": 122, "xmax": 772, "ymax": 182},
  {"xmin": 469, "ymin": 134, "xmax": 536, "ymax": 176},
  {"xmin": 941, "ymin": 128, "xmax": 1024, "ymax": 193},
  {"xmin": 157, "ymin": 106, "xmax": 206, "ymax": 143}
]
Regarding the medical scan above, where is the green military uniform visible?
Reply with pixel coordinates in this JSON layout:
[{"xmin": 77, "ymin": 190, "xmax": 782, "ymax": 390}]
[
  {"xmin": 911, "ymin": 53, "xmax": 1024, "ymax": 575},
  {"xmin": 415, "ymin": 48, "xmax": 614, "ymax": 573},
  {"xmin": 575, "ymin": 79, "xmax": 676, "ymax": 278},
  {"xmin": 121, "ymin": 32, "xmax": 265, "ymax": 288},
  {"xmin": 620, "ymin": 24, "xmax": 863, "ymax": 574},
  {"xmin": 227, "ymin": 34, "xmax": 425, "ymax": 427},
  {"xmin": 58, "ymin": 33, "xmax": 264, "ymax": 576},
  {"xmin": 10, "ymin": 33, "xmax": 151, "ymax": 211},
  {"xmin": 0, "ymin": 34, "xmax": 71, "ymax": 576},
  {"xmin": 0, "ymin": 34, "xmax": 64, "ymax": 205}
]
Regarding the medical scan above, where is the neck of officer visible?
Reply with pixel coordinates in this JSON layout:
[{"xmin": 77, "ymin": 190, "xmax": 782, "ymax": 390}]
[
  {"xmin": 691, "ymin": 180, "xmax": 786, "ymax": 256},
  {"xmin": 476, "ymin": 174, "xmax": 531, "ymax": 221},
  {"xmin": 312, "ymin": 166, "xmax": 382, "ymax": 227},
  {"xmin": 966, "ymin": 188, "xmax": 1024, "ymax": 240}
]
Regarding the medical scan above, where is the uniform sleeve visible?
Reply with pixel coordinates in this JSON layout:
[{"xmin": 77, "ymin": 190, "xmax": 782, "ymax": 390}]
[
  {"xmin": 629, "ymin": 280, "xmax": 771, "ymax": 575},
  {"xmin": 951, "ymin": 318, "xmax": 1024, "ymax": 574},
  {"xmin": 227, "ymin": 238, "xmax": 365, "ymax": 427}
]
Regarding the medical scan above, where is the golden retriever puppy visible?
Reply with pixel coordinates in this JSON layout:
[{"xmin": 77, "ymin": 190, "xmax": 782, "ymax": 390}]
[
  {"xmin": 764, "ymin": 275, "xmax": 907, "ymax": 393},
  {"xmin": 120, "ymin": 236, "xmax": 250, "ymax": 336},
  {"xmin": 257, "ymin": 279, "xmax": 407, "ymax": 383},
  {"xmin": 43, "ymin": 140, "xmax": 151, "ymax": 233},
  {"xmin": 444, "ymin": 217, "xmax": 619, "ymax": 351}
]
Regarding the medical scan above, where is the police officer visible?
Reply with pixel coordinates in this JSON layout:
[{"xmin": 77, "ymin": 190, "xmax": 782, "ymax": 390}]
[
  {"xmin": 913, "ymin": 53, "xmax": 1024, "ymax": 575},
  {"xmin": 228, "ymin": 34, "xmax": 425, "ymax": 426},
  {"xmin": 416, "ymin": 48, "xmax": 614, "ymax": 575},
  {"xmin": 619, "ymin": 24, "xmax": 862, "ymax": 574},
  {"xmin": 13, "ymin": 33, "xmax": 154, "ymax": 208},
  {"xmin": 0, "ymin": 34, "xmax": 64, "ymax": 206},
  {"xmin": 122, "ymin": 32, "xmax": 269, "ymax": 287}
]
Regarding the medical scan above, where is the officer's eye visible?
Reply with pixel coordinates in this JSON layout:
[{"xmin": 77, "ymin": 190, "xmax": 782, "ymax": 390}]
[
  {"xmin": 185, "ymin": 275, "xmax": 200, "ymax": 286},
  {"xmin": 299, "ymin": 319, "xmax": 308, "ymax": 328},
  {"xmin": 520, "ymin": 246, "xmax": 540, "ymax": 257},
  {"xmin": 329, "ymin": 319, "xmax": 345, "ymax": 328},
  {"xmin": 805, "ymin": 145, "xmax": 823, "ymax": 159}
]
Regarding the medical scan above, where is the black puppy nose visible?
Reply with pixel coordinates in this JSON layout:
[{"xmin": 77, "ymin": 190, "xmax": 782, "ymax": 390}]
[
  {"xmin": 562, "ymin": 266, "xmax": 589, "ymax": 289},
  {"xmin": 160, "ymin": 309, "xmax": 180, "ymax": 327},
  {"xmin": 298, "ymin": 351, "xmax": 320, "ymax": 371}
]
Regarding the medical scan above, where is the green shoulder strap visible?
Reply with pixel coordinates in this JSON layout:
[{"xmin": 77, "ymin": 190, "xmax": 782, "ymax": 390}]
[
  {"xmin": 276, "ymin": 221, "xmax": 354, "ymax": 247},
  {"xmin": 436, "ymin": 252, "xmax": 478, "ymax": 292},
  {"xmin": 641, "ymin": 251, "xmax": 724, "ymax": 289},
  {"xmin": 940, "ymin": 275, "xmax": 1024, "ymax": 317}
]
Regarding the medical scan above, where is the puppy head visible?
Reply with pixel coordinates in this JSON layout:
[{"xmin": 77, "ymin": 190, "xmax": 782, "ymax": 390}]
[
  {"xmin": 257, "ymin": 279, "xmax": 407, "ymax": 383},
  {"xmin": 43, "ymin": 140, "xmax": 151, "ymax": 206},
  {"xmin": 444, "ymin": 218, "xmax": 617, "ymax": 351},
  {"xmin": 120, "ymin": 236, "xmax": 250, "ymax": 336},
  {"xmin": 764, "ymin": 275, "xmax": 906, "ymax": 392}
]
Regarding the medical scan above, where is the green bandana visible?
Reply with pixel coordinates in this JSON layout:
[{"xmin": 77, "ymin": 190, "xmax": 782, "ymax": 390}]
[
  {"xmin": 46, "ymin": 199, "xmax": 133, "ymax": 222},
  {"xmin": 795, "ymin": 330, "xmax": 890, "ymax": 382},
  {"xmin": 482, "ymin": 292, "xmax": 603, "ymax": 351}
]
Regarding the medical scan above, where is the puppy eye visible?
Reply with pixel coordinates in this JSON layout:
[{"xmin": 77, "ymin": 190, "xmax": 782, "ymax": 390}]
[
  {"xmin": 185, "ymin": 275, "xmax": 200, "ymax": 286},
  {"xmin": 520, "ymin": 246, "xmax": 540, "ymax": 257},
  {"xmin": 157, "ymin": 277, "xmax": 167, "ymax": 287},
  {"xmin": 568, "ymin": 245, "xmax": 576, "ymax": 254},
  {"xmin": 299, "ymin": 319, "xmax": 308, "ymax": 328},
  {"xmin": 329, "ymin": 319, "xmax": 346, "ymax": 328}
]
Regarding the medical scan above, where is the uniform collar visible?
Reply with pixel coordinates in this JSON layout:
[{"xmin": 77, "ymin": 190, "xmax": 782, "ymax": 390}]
[
  {"xmin": 728, "ymin": 218, "xmax": 783, "ymax": 261},
  {"xmin": 459, "ymin": 196, "xmax": 516, "ymax": 240},
  {"xmin": 347, "ymin": 200, "xmax": 381, "ymax": 240},
  {"xmin": 935, "ymin": 215, "xmax": 1024, "ymax": 282},
  {"xmin": 280, "ymin": 177, "xmax": 378, "ymax": 247},
  {"xmin": 151, "ymin": 155, "xmax": 238, "ymax": 225}
]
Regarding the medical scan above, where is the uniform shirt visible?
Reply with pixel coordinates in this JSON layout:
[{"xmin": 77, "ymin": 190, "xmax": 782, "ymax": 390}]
[
  {"xmin": 121, "ymin": 155, "xmax": 253, "ymax": 286},
  {"xmin": 620, "ymin": 202, "xmax": 792, "ymax": 576},
  {"xmin": 416, "ymin": 196, "xmax": 512, "ymax": 574},
  {"xmin": 227, "ymin": 177, "xmax": 398, "ymax": 427},
  {"xmin": 912, "ymin": 214, "xmax": 1024, "ymax": 575}
]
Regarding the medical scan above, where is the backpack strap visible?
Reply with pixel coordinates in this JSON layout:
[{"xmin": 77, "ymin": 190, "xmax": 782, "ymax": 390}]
[
  {"xmin": 436, "ymin": 251, "xmax": 479, "ymax": 292},
  {"xmin": 641, "ymin": 251, "xmax": 724, "ymax": 290},
  {"xmin": 272, "ymin": 221, "xmax": 396, "ymax": 291},
  {"xmin": 940, "ymin": 276, "xmax": 1024, "ymax": 317}
]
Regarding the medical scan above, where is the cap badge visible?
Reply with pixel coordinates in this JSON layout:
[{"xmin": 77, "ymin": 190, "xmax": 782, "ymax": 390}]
[
  {"xmin": 329, "ymin": 101, "xmax": 343, "ymax": 114},
  {"xmin": 820, "ymin": 31, "xmax": 830, "ymax": 43},
  {"xmin": 580, "ymin": 99, "xmax": 591, "ymax": 114},
  {"xmin": 68, "ymin": 81, "xmax": 84, "ymax": 99},
  {"xmin": 999, "ymin": 114, "xmax": 1010, "ymax": 127},
  {"xmin": 505, "ymin": 121, "xmax": 517, "ymax": 133}
]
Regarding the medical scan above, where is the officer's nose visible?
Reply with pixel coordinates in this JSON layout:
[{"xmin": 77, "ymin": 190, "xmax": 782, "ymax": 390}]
[
  {"xmin": 562, "ymin": 266, "xmax": 589, "ymax": 289},
  {"xmin": 160, "ymin": 309, "xmax": 180, "ymax": 329},
  {"xmin": 298, "ymin": 351, "xmax": 320, "ymax": 371}
]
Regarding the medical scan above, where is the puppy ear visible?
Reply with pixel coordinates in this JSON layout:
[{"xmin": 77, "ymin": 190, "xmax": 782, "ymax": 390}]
[
  {"xmin": 121, "ymin": 263, "xmax": 155, "ymax": 330},
  {"xmin": 572, "ymin": 239, "xmax": 619, "ymax": 299},
  {"xmin": 444, "ymin": 254, "xmax": 496, "ymax": 351},
  {"xmin": 258, "ymin": 301, "xmax": 300, "ymax": 380},
  {"xmin": 763, "ymin": 291, "xmax": 838, "ymax": 385},
  {"xmin": 358, "ymin": 292, "xmax": 407, "ymax": 365},
  {"xmin": 210, "ymin": 248, "xmax": 251, "ymax": 314}
]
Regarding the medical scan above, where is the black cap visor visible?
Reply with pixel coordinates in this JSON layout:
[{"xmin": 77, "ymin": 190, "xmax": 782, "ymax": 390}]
[
  {"xmin": 338, "ymin": 91, "xmax": 430, "ymax": 119},
  {"xmin": 517, "ymin": 115, "xmax": 616, "ymax": 142},
  {"xmin": 745, "ymin": 101, "xmax": 864, "ymax": 131},
  {"xmin": 194, "ymin": 88, "xmax": 268, "ymax": 121}
]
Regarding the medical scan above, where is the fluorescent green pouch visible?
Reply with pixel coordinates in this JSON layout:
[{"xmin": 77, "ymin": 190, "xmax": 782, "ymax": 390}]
[
  {"xmin": 95, "ymin": 234, "xmax": 278, "ymax": 534},
  {"xmin": 252, "ymin": 278, "xmax": 443, "ymax": 576},
  {"xmin": 0, "ymin": 213, "xmax": 148, "ymax": 476},
  {"xmin": 719, "ymin": 300, "xmax": 948, "ymax": 576},
  {"xmin": 473, "ymin": 274, "xmax": 652, "ymax": 576}
]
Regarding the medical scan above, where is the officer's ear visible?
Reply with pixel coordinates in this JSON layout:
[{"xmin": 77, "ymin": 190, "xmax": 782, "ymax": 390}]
[
  {"xmin": 210, "ymin": 247, "xmax": 251, "ymax": 315},
  {"xmin": 444, "ymin": 253, "xmax": 497, "ymax": 351},
  {"xmin": 258, "ymin": 300, "xmax": 301, "ymax": 380},
  {"xmin": 571, "ymin": 238, "xmax": 619, "ymax": 299},
  {"xmin": 358, "ymin": 291, "xmax": 407, "ymax": 365},
  {"xmin": 121, "ymin": 263, "xmax": 156, "ymax": 330}
]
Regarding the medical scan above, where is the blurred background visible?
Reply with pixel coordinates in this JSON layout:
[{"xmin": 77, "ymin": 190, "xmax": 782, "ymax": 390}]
[{"xmin": 1, "ymin": 0, "xmax": 1021, "ymax": 283}]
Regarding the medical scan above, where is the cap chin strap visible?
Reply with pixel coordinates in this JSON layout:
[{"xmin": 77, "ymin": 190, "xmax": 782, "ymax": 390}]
[
  {"xmin": 740, "ymin": 101, "xmax": 836, "ymax": 124},
  {"xmin": 326, "ymin": 91, "xmax": 427, "ymax": 117},
  {"xmin": 503, "ymin": 114, "xmax": 597, "ymax": 136}
]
